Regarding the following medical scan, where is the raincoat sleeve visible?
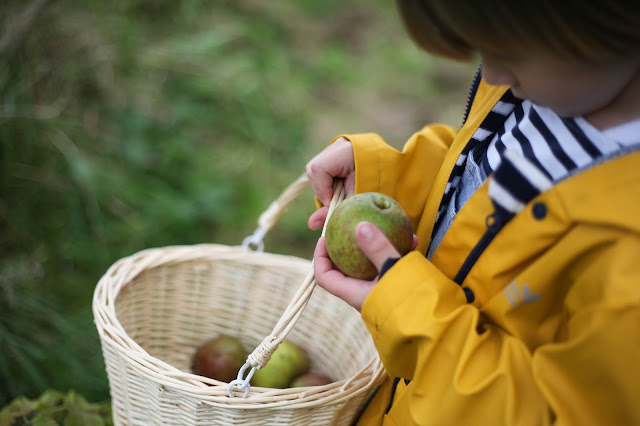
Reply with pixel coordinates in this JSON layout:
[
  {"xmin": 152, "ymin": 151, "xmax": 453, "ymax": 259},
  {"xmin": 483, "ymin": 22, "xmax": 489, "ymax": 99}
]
[{"xmin": 358, "ymin": 231, "xmax": 640, "ymax": 425}]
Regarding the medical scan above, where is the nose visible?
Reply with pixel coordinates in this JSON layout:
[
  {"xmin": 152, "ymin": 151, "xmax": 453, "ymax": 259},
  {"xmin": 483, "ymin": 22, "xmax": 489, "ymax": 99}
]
[{"xmin": 481, "ymin": 59, "xmax": 518, "ymax": 87}]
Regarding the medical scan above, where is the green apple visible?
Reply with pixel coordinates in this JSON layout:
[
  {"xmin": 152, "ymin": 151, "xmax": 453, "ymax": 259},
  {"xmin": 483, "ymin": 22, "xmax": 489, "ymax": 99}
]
[
  {"xmin": 325, "ymin": 192, "xmax": 413, "ymax": 280},
  {"xmin": 252, "ymin": 340, "xmax": 309, "ymax": 389}
]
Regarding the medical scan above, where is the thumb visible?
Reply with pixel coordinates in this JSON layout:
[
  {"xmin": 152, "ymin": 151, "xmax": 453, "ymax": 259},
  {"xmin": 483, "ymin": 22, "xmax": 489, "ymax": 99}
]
[{"xmin": 355, "ymin": 222, "xmax": 401, "ymax": 272}]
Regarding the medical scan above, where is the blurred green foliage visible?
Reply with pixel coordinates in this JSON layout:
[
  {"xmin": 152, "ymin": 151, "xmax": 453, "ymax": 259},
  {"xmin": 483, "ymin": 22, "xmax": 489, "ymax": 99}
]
[
  {"xmin": 0, "ymin": 0, "xmax": 475, "ymax": 407},
  {"xmin": 1, "ymin": 389, "xmax": 112, "ymax": 426}
]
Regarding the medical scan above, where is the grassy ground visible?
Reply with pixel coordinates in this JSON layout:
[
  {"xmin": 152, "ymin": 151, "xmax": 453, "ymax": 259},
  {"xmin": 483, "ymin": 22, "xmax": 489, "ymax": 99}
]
[{"xmin": 0, "ymin": 0, "xmax": 476, "ymax": 406}]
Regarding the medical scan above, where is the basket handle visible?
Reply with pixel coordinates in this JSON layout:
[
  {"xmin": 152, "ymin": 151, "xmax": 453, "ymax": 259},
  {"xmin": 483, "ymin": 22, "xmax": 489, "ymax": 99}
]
[
  {"xmin": 241, "ymin": 173, "xmax": 313, "ymax": 252},
  {"xmin": 228, "ymin": 177, "xmax": 347, "ymax": 398}
]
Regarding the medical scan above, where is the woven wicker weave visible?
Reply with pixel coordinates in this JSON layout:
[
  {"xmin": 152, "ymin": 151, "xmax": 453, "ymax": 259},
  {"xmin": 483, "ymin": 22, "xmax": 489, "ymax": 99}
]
[{"xmin": 93, "ymin": 175, "xmax": 386, "ymax": 425}]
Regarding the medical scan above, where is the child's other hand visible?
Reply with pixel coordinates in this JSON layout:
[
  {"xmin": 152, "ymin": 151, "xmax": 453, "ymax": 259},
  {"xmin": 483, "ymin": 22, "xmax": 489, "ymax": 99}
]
[
  {"xmin": 305, "ymin": 137, "xmax": 356, "ymax": 208},
  {"xmin": 313, "ymin": 222, "xmax": 418, "ymax": 311}
]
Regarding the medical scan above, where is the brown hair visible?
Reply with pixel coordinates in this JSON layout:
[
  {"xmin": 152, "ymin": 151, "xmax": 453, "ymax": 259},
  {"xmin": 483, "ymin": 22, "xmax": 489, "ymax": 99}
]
[{"xmin": 396, "ymin": 0, "xmax": 640, "ymax": 62}]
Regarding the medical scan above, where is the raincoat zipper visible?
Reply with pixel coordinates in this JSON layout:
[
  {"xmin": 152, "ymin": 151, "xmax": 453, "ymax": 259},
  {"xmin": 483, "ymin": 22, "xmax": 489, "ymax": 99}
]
[{"xmin": 462, "ymin": 64, "xmax": 483, "ymax": 126}]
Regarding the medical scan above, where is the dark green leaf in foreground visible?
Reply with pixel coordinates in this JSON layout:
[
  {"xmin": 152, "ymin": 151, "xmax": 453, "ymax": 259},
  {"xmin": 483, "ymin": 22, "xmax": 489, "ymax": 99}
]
[{"xmin": 0, "ymin": 390, "xmax": 112, "ymax": 426}]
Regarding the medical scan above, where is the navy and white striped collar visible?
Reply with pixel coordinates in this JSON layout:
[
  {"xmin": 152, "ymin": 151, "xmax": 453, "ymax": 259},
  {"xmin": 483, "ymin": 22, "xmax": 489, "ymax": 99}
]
[
  {"xmin": 433, "ymin": 89, "xmax": 640, "ymax": 241},
  {"xmin": 478, "ymin": 100, "xmax": 638, "ymax": 181}
]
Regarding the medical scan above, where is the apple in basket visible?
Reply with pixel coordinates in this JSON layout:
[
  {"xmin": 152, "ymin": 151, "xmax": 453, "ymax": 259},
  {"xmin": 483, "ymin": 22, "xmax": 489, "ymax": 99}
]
[
  {"xmin": 290, "ymin": 372, "xmax": 333, "ymax": 388},
  {"xmin": 325, "ymin": 192, "xmax": 413, "ymax": 280},
  {"xmin": 251, "ymin": 340, "xmax": 310, "ymax": 389},
  {"xmin": 191, "ymin": 334, "xmax": 247, "ymax": 383}
]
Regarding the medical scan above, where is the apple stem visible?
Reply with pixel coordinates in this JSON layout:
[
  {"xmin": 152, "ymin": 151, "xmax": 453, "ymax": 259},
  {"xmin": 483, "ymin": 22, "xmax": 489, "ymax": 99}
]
[{"xmin": 374, "ymin": 196, "xmax": 391, "ymax": 210}]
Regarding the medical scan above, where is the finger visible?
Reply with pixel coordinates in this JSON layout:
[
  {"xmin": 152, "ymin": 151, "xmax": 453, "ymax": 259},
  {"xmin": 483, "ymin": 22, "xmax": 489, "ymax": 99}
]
[
  {"xmin": 313, "ymin": 237, "xmax": 336, "ymax": 277},
  {"xmin": 305, "ymin": 162, "xmax": 335, "ymax": 206},
  {"xmin": 305, "ymin": 138, "xmax": 354, "ymax": 205},
  {"xmin": 308, "ymin": 207, "xmax": 328, "ymax": 230},
  {"xmin": 355, "ymin": 222, "xmax": 401, "ymax": 272},
  {"xmin": 313, "ymin": 237, "xmax": 373, "ymax": 311},
  {"xmin": 344, "ymin": 172, "xmax": 356, "ymax": 198},
  {"xmin": 412, "ymin": 235, "xmax": 419, "ymax": 251}
]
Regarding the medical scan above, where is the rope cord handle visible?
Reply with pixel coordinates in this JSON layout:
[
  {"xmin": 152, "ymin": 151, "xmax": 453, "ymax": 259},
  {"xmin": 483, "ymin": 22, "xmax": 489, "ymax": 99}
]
[{"xmin": 228, "ymin": 178, "xmax": 346, "ymax": 397}]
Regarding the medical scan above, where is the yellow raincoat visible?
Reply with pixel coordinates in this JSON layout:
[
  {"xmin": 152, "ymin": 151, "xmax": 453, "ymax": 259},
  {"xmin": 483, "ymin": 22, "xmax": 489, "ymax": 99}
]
[{"xmin": 338, "ymin": 81, "xmax": 640, "ymax": 425}]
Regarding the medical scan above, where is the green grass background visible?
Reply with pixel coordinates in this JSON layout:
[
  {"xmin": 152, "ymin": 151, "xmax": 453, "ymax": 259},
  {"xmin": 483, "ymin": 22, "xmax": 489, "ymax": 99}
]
[{"xmin": 0, "ymin": 0, "xmax": 476, "ymax": 406}]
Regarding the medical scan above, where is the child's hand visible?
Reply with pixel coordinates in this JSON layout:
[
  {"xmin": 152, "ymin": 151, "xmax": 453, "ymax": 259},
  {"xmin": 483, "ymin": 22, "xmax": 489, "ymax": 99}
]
[
  {"xmin": 313, "ymin": 221, "xmax": 417, "ymax": 311},
  {"xmin": 305, "ymin": 138, "xmax": 356, "ymax": 231}
]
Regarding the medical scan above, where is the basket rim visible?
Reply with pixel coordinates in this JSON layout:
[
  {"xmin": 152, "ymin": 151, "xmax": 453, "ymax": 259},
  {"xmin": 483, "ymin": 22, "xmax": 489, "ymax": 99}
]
[{"xmin": 92, "ymin": 244, "xmax": 386, "ymax": 408}]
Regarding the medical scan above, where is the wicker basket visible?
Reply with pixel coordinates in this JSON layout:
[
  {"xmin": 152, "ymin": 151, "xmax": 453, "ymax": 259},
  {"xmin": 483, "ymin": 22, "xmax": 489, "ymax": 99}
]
[{"xmin": 93, "ymin": 175, "xmax": 386, "ymax": 425}]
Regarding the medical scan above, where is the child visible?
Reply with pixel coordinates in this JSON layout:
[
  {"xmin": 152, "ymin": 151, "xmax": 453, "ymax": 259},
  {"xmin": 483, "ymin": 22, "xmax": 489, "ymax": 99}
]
[{"xmin": 305, "ymin": 1, "xmax": 640, "ymax": 425}]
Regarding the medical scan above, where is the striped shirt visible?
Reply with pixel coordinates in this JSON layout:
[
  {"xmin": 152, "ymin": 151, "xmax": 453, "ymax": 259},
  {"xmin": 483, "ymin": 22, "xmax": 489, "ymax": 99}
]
[{"xmin": 429, "ymin": 89, "xmax": 640, "ymax": 255}]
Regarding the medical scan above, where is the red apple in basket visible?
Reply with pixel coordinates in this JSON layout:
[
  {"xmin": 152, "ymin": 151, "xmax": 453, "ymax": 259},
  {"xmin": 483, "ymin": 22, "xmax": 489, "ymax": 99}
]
[
  {"xmin": 191, "ymin": 334, "xmax": 247, "ymax": 383},
  {"xmin": 290, "ymin": 372, "xmax": 333, "ymax": 388},
  {"xmin": 325, "ymin": 192, "xmax": 413, "ymax": 280}
]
